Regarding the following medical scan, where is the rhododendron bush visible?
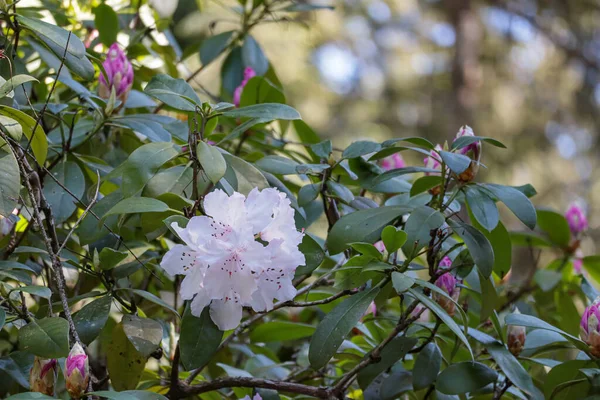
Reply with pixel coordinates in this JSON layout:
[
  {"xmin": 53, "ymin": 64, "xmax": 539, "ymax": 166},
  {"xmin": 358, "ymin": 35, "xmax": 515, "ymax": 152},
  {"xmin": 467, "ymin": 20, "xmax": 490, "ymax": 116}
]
[{"xmin": 0, "ymin": 1, "xmax": 599, "ymax": 400}]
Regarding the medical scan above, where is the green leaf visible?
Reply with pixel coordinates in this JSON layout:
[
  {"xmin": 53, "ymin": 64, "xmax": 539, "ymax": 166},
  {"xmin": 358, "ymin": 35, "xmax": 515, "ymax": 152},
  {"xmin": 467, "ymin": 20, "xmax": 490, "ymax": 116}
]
[
  {"xmin": 98, "ymin": 248, "xmax": 128, "ymax": 270},
  {"xmin": 408, "ymin": 288, "xmax": 472, "ymax": 358},
  {"xmin": 298, "ymin": 183, "xmax": 321, "ymax": 207},
  {"xmin": 350, "ymin": 242, "xmax": 383, "ymax": 259},
  {"xmin": 311, "ymin": 140, "xmax": 332, "ymax": 159},
  {"xmin": 483, "ymin": 184, "xmax": 537, "ymax": 230},
  {"xmin": 0, "ymin": 354, "xmax": 30, "ymax": 390},
  {"xmin": 221, "ymin": 46, "xmax": 244, "ymax": 95},
  {"xmin": 0, "ymin": 137, "xmax": 20, "ymax": 217},
  {"xmin": 250, "ymin": 321, "xmax": 316, "ymax": 342},
  {"xmin": 391, "ymin": 272, "xmax": 414, "ymax": 293},
  {"xmin": 373, "ymin": 166, "xmax": 440, "ymax": 185},
  {"xmin": 221, "ymin": 103, "xmax": 301, "ymax": 120},
  {"xmin": 0, "ymin": 115, "xmax": 23, "ymax": 140},
  {"xmin": 222, "ymin": 153, "xmax": 269, "ymax": 195},
  {"xmin": 93, "ymin": 3, "xmax": 119, "ymax": 46},
  {"xmin": 357, "ymin": 336, "xmax": 418, "ymax": 389},
  {"xmin": 255, "ymin": 155, "xmax": 299, "ymax": 175},
  {"xmin": 478, "ymin": 272, "xmax": 498, "ymax": 322},
  {"xmin": 197, "ymin": 141, "xmax": 227, "ymax": 184},
  {"xmin": 536, "ymin": 209, "xmax": 571, "ymax": 247},
  {"xmin": 295, "ymin": 234, "xmax": 325, "ymax": 277},
  {"xmin": 180, "ymin": 306, "xmax": 223, "ymax": 371},
  {"xmin": 18, "ymin": 317, "xmax": 69, "ymax": 358},
  {"xmin": 11, "ymin": 285, "xmax": 51, "ymax": 299},
  {"xmin": 144, "ymin": 74, "xmax": 201, "ymax": 111},
  {"xmin": 451, "ymin": 136, "xmax": 506, "ymax": 150},
  {"xmin": 117, "ymin": 288, "xmax": 179, "ymax": 316},
  {"xmin": 293, "ymin": 120, "xmax": 321, "ymax": 144},
  {"xmin": 326, "ymin": 206, "xmax": 411, "ymax": 255},
  {"xmin": 413, "ymin": 342, "xmax": 442, "ymax": 390},
  {"xmin": 439, "ymin": 150, "xmax": 471, "ymax": 174},
  {"xmin": 543, "ymin": 361, "xmax": 592, "ymax": 400},
  {"xmin": 109, "ymin": 115, "xmax": 171, "ymax": 142},
  {"xmin": 469, "ymin": 206, "xmax": 512, "ymax": 278},
  {"xmin": 200, "ymin": 31, "xmax": 235, "ymax": 65},
  {"xmin": 382, "ymin": 136, "xmax": 435, "ymax": 149},
  {"xmin": 309, "ymin": 287, "xmax": 380, "ymax": 369},
  {"xmin": 242, "ymin": 35, "xmax": 269, "ymax": 75},
  {"xmin": 17, "ymin": 16, "xmax": 86, "ymax": 58},
  {"xmin": 0, "ymin": 308, "xmax": 5, "ymax": 330},
  {"xmin": 0, "ymin": 75, "xmax": 38, "ymax": 98},
  {"xmin": 448, "ymin": 220, "xmax": 494, "ymax": 278},
  {"xmin": 90, "ymin": 391, "xmax": 168, "ymax": 400},
  {"xmin": 436, "ymin": 361, "xmax": 498, "ymax": 395},
  {"xmin": 342, "ymin": 141, "xmax": 381, "ymax": 159},
  {"xmin": 328, "ymin": 180, "xmax": 354, "ymax": 204},
  {"xmin": 465, "ymin": 185, "xmax": 499, "ymax": 232},
  {"xmin": 410, "ymin": 175, "xmax": 442, "ymax": 197},
  {"xmin": 504, "ymin": 313, "xmax": 588, "ymax": 352},
  {"xmin": 43, "ymin": 160, "xmax": 85, "ymax": 223},
  {"xmin": 381, "ymin": 226, "xmax": 408, "ymax": 253},
  {"xmin": 121, "ymin": 315, "xmax": 162, "ymax": 358},
  {"xmin": 104, "ymin": 197, "xmax": 170, "ymax": 217},
  {"xmin": 295, "ymin": 163, "xmax": 330, "ymax": 175},
  {"xmin": 107, "ymin": 322, "xmax": 146, "ymax": 390},
  {"xmin": 402, "ymin": 206, "xmax": 445, "ymax": 259},
  {"xmin": 73, "ymin": 296, "xmax": 112, "ymax": 345},
  {"xmin": 0, "ymin": 106, "xmax": 47, "ymax": 165},
  {"xmin": 6, "ymin": 394, "xmax": 56, "ymax": 399}
]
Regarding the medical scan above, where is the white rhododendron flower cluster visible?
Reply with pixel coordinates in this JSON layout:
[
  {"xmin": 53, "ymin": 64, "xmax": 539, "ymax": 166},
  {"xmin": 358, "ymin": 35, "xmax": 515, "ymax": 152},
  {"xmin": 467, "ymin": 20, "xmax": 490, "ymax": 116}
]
[{"xmin": 160, "ymin": 188, "xmax": 305, "ymax": 330}]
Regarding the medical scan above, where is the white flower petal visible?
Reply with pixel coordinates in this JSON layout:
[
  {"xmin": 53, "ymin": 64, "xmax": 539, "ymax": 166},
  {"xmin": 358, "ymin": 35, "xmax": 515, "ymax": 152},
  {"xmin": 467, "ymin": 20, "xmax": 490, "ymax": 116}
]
[
  {"xmin": 190, "ymin": 290, "xmax": 211, "ymax": 317},
  {"xmin": 180, "ymin": 265, "xmax": 206, "ymax": 300},
  {"xmin": 210, "ymin": 299, "xmax": 243, "ymax": 331},
  {"xmin": 160, "ymin": 245, "xmax": 197, "ymax": 277},
  {"xmin": 245, "ymin": 188, "xmax": 281, "ymax": 234}
]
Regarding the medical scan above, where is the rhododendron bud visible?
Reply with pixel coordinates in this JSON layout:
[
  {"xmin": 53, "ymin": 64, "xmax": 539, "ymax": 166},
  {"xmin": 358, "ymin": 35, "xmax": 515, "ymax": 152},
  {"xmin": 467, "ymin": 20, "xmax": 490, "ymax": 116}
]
[
  {"xmin": 374, "ymin": 240, "xmax": 385, "ymax": 253},
  {"xmin": 160, "ymin": 188, "xmax": 305, "ymax": 330},
  {"xmin": 507, "ymin": 309, "xmax": 526, "ymax": 356},
  {"xmin": 565, "ymin": 203, "xmax": 588, "ymax": 236},
  {"xmin": 380, "ymin": 153, "xmax": 406, "ymax": 171},
  {"xmin": 434, "ymin": 272, "xmax": 460, "ymax": 316},
  {"xmin": 439, "ymin": 256, "xmax": 452, "ymax": 269},
  {"xmin": 233, "ymin": 67, "xmax": 257, "ymax": 107},
  {"xmin": 65, "ymin": 342, "xmax": 89, "ymax": 399},
  {"xmin": 423, "ymin": 145, "xmax": 444, "ymax": 194},
  {"xmin": 99, "ymin": 44, "xmax": 134, "ymax": 104},
  {"xmin": 573, "ymin": 258, "xmax": 583, "ymax": 275},
  {"xmin": 453, "ymin": 125, "xmax": 481, "ymax": 182},
  {"xmin": 29, "ymin": 357, "xmax": 57, "ymax": 396},
  {"xmin": 581, "ymin": 299, "xmax": 600, "ymax": 357},
  {"xmin": 411, "ymin": 305, "xmax": 430, "ymax": 323}
]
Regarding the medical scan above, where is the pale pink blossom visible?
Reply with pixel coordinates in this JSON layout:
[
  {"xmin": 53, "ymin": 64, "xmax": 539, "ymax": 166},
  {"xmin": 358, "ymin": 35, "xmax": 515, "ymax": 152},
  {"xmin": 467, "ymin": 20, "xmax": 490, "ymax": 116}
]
[
  {"xmin": 565, "ymin": 203, "xmax": 588, "ymax": 236},
  {"xmin": 160, "ymin": 188, "xmax": 304, "ymax": 330},
  {"xmin": 380, "ymin": 153, "xmax": 406, "ymax": 171},
  {"xmin": 374, "ymin": 241, "xmax": 385, "ymax": 253},
  {"xmin": 65, "ymin": 343, "xmax": 89, "ymax": 399},
  {"xmin": 423, "ymin": 145, "xmax": 443, "ymax": 176},
  {"xmin": 581, "ymin": 298, "xmax": 600, "ymax": 357}
]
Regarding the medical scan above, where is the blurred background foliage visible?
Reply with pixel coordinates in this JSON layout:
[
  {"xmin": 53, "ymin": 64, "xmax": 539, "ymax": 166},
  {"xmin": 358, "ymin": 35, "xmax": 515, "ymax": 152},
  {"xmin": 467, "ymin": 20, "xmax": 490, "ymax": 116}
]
[{"xmin": 15, "ymin": 0, "xmax": 599, "ymax": 268}]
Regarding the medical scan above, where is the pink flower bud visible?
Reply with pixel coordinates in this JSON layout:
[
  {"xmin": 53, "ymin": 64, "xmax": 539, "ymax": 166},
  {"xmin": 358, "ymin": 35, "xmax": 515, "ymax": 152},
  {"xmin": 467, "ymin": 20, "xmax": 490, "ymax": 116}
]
[
  {"xmin": 380, "ymin": 153, "xmax": 406, "ymax": 171},
  {"xmin": 423, "ymin": 145, "xmax": 443, "ymax": 174},
  {"xmin": 434, "ymin": 272, "xmax": 460, "ymax": 316},
  {"xmin": 99, "ymin": 43, "xmax": 134, "ymax": 104},
  {"xmin": 411, "ymin": 305, "xmax": 430, "ymax": 323},
  {"xmin": 439, "ymin": 256, "xmax": 452, "ymax": 269},
  {"xmin": 65, "ymin": 343, "xmax": 89, "ymax": 399},
  {"xmin": 452, "ymin": 125, "xmax": 481, "ymax": 182},
  {"xmin": 574, "ymin": 258, "xmax": 583, "ymax": 275},
  {"xmin": 374, "ymin": 240, "xmax": 385, "ymax": 253},
  {"xmin": 565, "ymin": 203, "xmax": 588, "ymax": 236},
  {"xmin": 581, "ymin": 299, "xmax": 600, "ymax": 357},
  {"xmin": 29, "ymin": 357, "xmax": 57, "ymax": 396},
  {"xmin": 233, "ymin": 67, "xmax": 256, "ymax": 107},
  {"xmin": 507, "ymin": 309, "xmax": 526, "ymax": 356}
]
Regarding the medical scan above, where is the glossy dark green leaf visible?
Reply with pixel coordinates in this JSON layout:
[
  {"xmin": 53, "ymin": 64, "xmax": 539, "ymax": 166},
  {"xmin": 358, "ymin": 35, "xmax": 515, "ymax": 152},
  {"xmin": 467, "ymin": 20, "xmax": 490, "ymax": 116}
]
[
  {"xmin": 144, "ymin": 74, "xmax": 201, "ymax": 111},
  {"xmin": 536, "ymin": 209, "xmax": 571, "ymax": 247},
  {"xmin": 295, "ymin": 234, "xmax": 325, "ymax": 276},
  {"xmin": 222, "ymin": 153, "xmax": 269, "ymax": 195},
  {"xmin": 121, "ymin": 315, "xmax": 162, "ymax": 358},
  {"xmin": 17, "ymin": 16, "xmax": 86, "ymax": 58},
  {"xmin": 311, "ymin": 140, "xmax": 332, "ymax": 159},
  {"xmin": 200, "ymin": 31, "xmax": 234, "ymax": 65},
  {"xmin": 298, "ymin": 183, "xmax": 321, "ymax": 207},
  {"xmin": 0, "ymin": 106, "xmax": 47, "ymax": 165},
  {"xmin": 197, "ymin": 141, "xmax": 227, "ymax": 184},
  {"xmin": 439, "ymin": 150, "xmax": 471, "ymax": 174},
  {"xmin": 11, "ymin": 285, "xmax": 51, "ymax": 299},
  {"xmin": 410, "ymin": 175, "xmax": 442, "ymax": 197},
  {"xmin": 465, "ymin": 185, "xmax": 499, "ymax": 232},
  {"xmin": 468, "ymin": 205, "xmax": 512, "ymax": 278},
  {"xmin": 19, "ymin": 317, "xmax": 69, "ymax": 358},
  {"xmin": 180, "ymin": 307, "xmax": 223, "ymax": 371},
  {"xmin": 98, "ymin": 248, "xmax": 128, "ymax": 270},
  {"xmin": 43, "ymin": 160, "xmax": 85, "ymax": 223},
  {"xmin": 0, "ymin": 115, "xmax": 23, "ymax": 140},
  {"xmin": 221, "ymin": 103, "xmax": 301, "ymax": 120},
  {"xmin": 109, "ymin": 115, "xmax": 172, "ymax": 142},
  {"xmin": 391, "ymin": 272, "xmax": 414, "ymax": 293},
  {"xmin": 413, "ymin": 342, "xmax": 442, "ymax": 390},
  {"xmin": 436, "ymin": 361, "xmax": 498, "ymax": 395},
  {"xmin": 374, "ymin": 166, "xmax": 439, "ymax": 185},
  {"xmin": 104, "ymin": 197, "xmax": 170, "ymax": 217},
  {"xmin": 448, "ymin": 220, "xmax": 494, "ymax": 278},
  {"xmin": 309, "ymin": 287, "xmax": 379, "ymax": 368},
  {"xmin": 328, "ymin": 180, "xmax": 354, "ymax": 204},
  {"xmin": 242, "ymin": 35, "xmax": 269, "ymax": 75},
  {"xmin": 483, "ymin": 184, "xmax": 537, "ymax": 230},
  {"xmin": 326, "ymin": 206, "xmax": 411, "ymax": 255},
  {"xmin": 451, "ymin": 135, "xmax": 506, "ymax": 150},
  {"xmin": 402, "ymin": 206, "xmax": 445, "ymax": 259},
  {"xmin": 0, "ymin": 75, "xmax": 38, "ymax": 99},
  {"xmin": 73, "ymin": 296, "xmax": 112, "ymax": 345},
  {"xmin": 93, "ymin": 4, "xmax": 119, "ymax": 46},
  {"xmin": 0, "ymin": 355, "xmax": 29, "ymax": 389},
  {"xmin": 543, "ymin": 360, "xmax": 592, "ymax": 400},
  {"xmin": 342, "ymin": 141, "xmax": 381, "ymax": 159},
  {"xmin": 0, "ymin": 137, "xmax": 20, "ymax": 217},
  {"xmin": 505, "ymin": 313, "xmax": 588, "ymax": 352},
  {"xmin": 357, "ymin": 336, "xmax": 417, "ymax": 389},
  {"xmin": 250, "ymin": 321, "xmax": 315, "ymax": 342},
  {"xmin": 255, "ymin": 155, "xmax": 299, "ymax": 175}
]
